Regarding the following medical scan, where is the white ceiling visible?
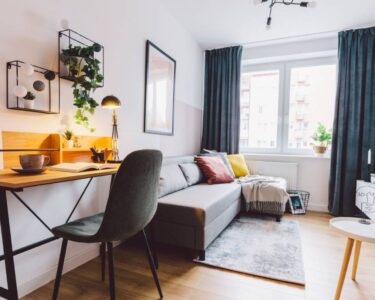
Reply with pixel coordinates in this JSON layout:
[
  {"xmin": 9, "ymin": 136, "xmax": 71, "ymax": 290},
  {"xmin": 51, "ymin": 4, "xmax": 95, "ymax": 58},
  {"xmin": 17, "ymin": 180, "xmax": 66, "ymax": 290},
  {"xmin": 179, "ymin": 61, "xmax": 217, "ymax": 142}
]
[{"xmin": 159, "ymin": 0, "xmax": 375, "ymax": 49}]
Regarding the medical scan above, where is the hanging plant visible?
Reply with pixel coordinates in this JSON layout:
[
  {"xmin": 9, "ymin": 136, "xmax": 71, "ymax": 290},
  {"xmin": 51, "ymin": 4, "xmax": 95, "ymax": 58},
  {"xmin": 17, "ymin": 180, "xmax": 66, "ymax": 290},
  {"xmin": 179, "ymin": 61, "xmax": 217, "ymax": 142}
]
[{"xmin": 61, "ymin": 43, "xmax": 103, "ymax": 132}]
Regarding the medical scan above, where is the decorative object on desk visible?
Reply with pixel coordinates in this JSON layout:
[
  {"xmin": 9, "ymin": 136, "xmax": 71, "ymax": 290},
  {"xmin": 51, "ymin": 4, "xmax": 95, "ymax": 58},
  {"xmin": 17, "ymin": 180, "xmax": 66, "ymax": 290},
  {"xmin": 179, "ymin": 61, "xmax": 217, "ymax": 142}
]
[
  {"xmin": 62, "ymin": 129, "xmax": 74, "ymax": 149},
  {"xmin": 311, "ymin": 123, "xmax": 332, "ymax": 155},
  {"xmin": 23, "ymin": 91, "xmax": 35, "ymax": 109},
  {"xmin": 19, "ymin": 154, "xmax": 50, "ymax": 169},
  {"xmin": 23, "ymin": 63, "xmax": 35, "ymax": 76},
  {"xmin": 33, "ymin": 80, "xmax": 45, "ymax": 92},
  {"xmin": 13, "ymin": 85, "xmax": 27, "ymax": 98},
  {"xmin": 73, "ymin": 136, "xmax": 82, "ymax": 148},
  {"xmin": 101, "ymin": 95, "xmax": 121, "ymax": 163},
  {"xmin": 144, "ymin": 40, "xmax": 176, "ymax": 135},
  {"xmin": 7, "ymin": 61, "xmax": 60, "ymax": 114},
  {"xmin": 59, "ymin": 29, "xmax": 104, "ymax": 132},
  {"xmin": 90, "ymin": 147, "xmax": 106, "ymax": 163},
  {"xmin": 356, "ymin": 180, "xmax": 375, "ymax": 224}
]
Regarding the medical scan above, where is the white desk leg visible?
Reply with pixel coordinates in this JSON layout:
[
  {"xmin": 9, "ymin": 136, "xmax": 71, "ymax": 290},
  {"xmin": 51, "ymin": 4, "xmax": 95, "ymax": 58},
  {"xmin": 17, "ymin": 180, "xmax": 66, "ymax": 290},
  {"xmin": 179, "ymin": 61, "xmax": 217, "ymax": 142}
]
[
  {"xmin": 334, "ymin": 238, "xmax": 354, "ymax": 300},
  {"xmin": 351, "ymin": 240, "xmax": 362, "ymax": 281}
]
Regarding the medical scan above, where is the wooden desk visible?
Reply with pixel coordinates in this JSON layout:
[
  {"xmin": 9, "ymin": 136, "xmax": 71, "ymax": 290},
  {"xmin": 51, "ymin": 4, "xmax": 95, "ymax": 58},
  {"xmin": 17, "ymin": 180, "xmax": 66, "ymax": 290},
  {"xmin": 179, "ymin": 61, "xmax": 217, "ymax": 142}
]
[{"xmin": 0, "ymin": 168, "xmax": 118, "ymax": 300}]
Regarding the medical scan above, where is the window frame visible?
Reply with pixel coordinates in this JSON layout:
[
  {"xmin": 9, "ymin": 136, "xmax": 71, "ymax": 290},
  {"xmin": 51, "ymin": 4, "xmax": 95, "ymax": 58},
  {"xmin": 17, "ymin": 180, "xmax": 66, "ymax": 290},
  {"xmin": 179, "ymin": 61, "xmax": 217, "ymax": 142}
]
[{"xmin": 240, "ymin": 56, "xmax": 337, "ymax": 155}]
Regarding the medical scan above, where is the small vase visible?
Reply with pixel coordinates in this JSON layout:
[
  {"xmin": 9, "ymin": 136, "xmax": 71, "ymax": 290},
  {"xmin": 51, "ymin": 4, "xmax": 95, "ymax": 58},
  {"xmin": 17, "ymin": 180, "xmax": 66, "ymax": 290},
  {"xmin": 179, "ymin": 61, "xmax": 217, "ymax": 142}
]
[
  {"xmin": 67, "ymin": 140, "xmax": 74, "ymax": 149},
  {"xmin": 24, "ymin": 100, "xmax": 34, "ymax": 109}
]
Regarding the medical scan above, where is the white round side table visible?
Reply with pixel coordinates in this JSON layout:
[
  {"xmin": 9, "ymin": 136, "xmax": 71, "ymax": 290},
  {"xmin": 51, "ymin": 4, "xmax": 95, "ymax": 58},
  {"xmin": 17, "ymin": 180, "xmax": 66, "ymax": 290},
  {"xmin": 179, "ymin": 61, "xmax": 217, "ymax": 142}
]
[{"xmin": 330, "ymin": 217, "xmax": 375, "ymax": 300}]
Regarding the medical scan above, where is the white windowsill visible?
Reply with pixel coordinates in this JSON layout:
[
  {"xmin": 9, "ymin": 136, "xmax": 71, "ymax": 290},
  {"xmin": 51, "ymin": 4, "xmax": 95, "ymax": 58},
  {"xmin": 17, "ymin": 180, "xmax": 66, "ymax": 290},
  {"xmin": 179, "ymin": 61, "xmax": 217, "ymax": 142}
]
[{"xmin": 242, "ymin": 152, "xmax": 331, "ymax": 160}]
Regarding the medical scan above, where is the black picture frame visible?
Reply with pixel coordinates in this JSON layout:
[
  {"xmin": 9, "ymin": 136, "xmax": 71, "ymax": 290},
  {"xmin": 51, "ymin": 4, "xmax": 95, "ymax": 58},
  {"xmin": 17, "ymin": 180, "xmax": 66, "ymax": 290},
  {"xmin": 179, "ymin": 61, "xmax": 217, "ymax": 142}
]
[
  {"xmin": 288, "ymin": 193, "xmax": 306, "ymax": 215},
  {"xmin": 144, "ymin": 40, "xmax": 176, "ymax": 135}
]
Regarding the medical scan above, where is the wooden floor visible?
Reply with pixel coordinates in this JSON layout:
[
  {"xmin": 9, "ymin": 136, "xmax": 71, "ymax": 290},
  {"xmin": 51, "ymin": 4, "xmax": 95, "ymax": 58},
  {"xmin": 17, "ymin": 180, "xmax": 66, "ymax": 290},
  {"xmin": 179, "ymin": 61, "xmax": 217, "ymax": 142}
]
[{"xmin": 23, "ymin": 212, "xmax": 375, "ymax": 300}]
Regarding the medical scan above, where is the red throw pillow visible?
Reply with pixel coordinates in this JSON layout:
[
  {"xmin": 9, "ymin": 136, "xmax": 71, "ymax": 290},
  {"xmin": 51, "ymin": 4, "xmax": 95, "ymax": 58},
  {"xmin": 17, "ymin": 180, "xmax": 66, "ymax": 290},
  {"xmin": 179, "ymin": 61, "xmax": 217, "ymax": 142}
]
[{"xmin": 195, "ymin": 156, "xmax": 234, "ymax": 184}]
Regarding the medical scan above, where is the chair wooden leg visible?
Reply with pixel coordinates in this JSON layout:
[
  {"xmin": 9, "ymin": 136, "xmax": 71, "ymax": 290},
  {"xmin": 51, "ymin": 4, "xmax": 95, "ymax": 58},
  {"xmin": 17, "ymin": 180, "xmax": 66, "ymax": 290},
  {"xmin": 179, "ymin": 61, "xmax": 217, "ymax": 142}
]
[
  {"xmin": 351, "ymin": 240, "xmax": 362, "ymax": 281},
  {"xmin": 107, "ymin": 242, "xmax": 116, "ymax": 300},
  {"xmin": 142, "ymin": 230, "xmax": 163, "ymax": 299},
  {"xmin": 100, "ymin": 242, "xmax": 106, "ymax": 281},
  {"xmin": 52, "ymin": 239, "xmax": 68, "ymax": 300},
  {"xmin": 334, "ymin": 238, "xmax": 354, "ymax": 300}
]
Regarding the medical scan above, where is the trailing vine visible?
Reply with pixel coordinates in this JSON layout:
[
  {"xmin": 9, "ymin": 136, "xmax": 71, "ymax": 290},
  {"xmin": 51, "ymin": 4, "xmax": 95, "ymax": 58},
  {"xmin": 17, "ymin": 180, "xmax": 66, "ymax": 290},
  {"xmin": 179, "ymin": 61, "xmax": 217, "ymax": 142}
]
[{"xmin": 61, "ymin": 43, "xmax": 103, "ymax": 132}]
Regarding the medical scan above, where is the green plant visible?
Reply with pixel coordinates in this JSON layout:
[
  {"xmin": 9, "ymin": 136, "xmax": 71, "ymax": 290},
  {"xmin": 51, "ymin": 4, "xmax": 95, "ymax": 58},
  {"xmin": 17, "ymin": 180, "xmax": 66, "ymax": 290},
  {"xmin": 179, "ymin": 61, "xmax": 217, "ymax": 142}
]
[
  {"xmin": 312, "ymin": 123, "xmax": 332, "ymax": 147},
  {"xmin": 62, "ymin": 129, "xmax": 73, "ymax": 141},
  {"xmin": 23, "ymin": 91, "xmax": 35, "ymax": 100},
  {"xmin": 61, "ymin": 43, "xmax": 103, "ymax": 132}
]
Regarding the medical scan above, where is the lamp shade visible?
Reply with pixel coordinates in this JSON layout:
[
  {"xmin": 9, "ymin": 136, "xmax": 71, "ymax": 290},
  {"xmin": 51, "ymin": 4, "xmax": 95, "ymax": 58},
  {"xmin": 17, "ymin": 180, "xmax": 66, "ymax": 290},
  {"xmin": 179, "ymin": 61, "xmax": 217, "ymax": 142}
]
[{"xmin": 101, "ymin": 95, "xmax": 121, "ymax": 109}]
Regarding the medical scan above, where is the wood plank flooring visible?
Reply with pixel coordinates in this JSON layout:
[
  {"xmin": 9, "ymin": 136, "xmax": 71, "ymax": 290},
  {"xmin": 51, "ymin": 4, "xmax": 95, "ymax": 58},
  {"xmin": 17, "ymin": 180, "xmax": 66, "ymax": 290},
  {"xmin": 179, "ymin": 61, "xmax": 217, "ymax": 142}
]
[{"xmin": 23, "ymin": 212, "xmax": 375, "ymax": 300}]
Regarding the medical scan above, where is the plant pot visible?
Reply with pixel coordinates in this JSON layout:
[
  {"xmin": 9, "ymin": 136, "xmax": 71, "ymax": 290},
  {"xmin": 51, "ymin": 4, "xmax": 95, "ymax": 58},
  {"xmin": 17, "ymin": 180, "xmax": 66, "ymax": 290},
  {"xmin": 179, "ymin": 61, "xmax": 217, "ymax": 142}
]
[
  {"xmin": 23, "ymin": 100, "xmax": 34, "ymax": 109},
  {"xmin": 313, "ymin": 145, "xmax": 327, "ymax": 155},
  {"xmin": 67, "ymin": 140, "xmax": 74, "ymax": 149}
]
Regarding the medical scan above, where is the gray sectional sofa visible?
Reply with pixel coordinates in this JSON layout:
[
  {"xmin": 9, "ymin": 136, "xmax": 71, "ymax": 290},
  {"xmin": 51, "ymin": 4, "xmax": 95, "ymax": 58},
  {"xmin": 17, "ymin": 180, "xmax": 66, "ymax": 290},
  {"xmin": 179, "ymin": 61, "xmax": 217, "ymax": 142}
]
[{"xmin": 152, "ymin": 155, "xmax": 242, "ymax": 260}]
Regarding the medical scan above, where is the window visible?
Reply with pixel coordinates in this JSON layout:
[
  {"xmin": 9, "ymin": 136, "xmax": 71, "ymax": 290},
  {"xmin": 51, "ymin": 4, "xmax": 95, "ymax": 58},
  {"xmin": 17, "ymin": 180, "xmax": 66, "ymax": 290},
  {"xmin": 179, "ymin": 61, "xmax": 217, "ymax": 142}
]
[{"xmin": 240, "ymin": 58, "xmax": 337, "ymax": 155}]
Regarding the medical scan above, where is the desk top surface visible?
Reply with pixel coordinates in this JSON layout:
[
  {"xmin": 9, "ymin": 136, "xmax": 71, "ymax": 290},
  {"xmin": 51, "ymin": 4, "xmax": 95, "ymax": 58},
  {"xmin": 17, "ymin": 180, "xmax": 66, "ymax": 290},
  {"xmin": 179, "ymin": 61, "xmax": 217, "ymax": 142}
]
[{"xmin": 0, "ymin": 168, "xmax": 118, "ymax": 189}]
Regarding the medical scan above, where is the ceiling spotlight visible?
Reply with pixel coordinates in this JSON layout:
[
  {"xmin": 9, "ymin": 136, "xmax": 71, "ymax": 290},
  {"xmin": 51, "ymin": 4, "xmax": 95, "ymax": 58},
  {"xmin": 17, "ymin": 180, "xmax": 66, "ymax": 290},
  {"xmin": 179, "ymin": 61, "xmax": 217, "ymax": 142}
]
[{"xmin": 256, "ymin": 0, "xmax": 317, "ymax": 28}]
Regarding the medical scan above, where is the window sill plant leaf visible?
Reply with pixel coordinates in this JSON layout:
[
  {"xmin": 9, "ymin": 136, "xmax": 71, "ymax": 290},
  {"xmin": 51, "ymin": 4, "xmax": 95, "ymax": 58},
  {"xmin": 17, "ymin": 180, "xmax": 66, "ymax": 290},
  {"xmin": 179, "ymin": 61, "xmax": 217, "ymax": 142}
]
[{"xmin": 61, "ymin": 43, "xmax": 103, "ymax": 132}]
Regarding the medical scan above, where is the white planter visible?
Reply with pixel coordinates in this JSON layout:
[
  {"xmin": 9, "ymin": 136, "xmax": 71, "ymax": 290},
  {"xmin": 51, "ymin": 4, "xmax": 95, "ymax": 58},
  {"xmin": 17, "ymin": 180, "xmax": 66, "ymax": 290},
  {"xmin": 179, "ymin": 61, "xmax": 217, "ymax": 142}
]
[
  {"xmin": 67, "ymin": 140, "xmax": 74, "ymax": 149},
  {"xmin": 23, "ymin": 100, "xmax": 34, "ymax": 109}
]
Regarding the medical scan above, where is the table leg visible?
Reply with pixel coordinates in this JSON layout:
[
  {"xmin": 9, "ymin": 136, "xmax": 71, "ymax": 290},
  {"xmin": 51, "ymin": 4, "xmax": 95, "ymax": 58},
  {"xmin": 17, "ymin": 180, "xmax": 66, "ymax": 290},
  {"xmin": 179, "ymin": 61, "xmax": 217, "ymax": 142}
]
[
  {"xmin": 334, "ymin": 238, "xmax": 354, "ymax": 300},
  {"xmin": 351, "ymin": 240, "xmax": 362, "ymax": 281},
  {"xmin": 0, "ymin": 189, "xmax": 18, "ymax": 300}
]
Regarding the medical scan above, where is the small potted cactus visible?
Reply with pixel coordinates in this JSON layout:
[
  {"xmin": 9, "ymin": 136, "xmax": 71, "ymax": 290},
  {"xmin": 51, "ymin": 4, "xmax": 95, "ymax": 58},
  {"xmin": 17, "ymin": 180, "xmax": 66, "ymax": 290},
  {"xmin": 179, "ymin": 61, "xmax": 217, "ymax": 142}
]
[
  {"xmin": 23, "ymin": 91, "xmax": 36, "ymax": 109},
  {"xmin": 62, "ymin": 129, "xmax": 74, "ymax": 149}
]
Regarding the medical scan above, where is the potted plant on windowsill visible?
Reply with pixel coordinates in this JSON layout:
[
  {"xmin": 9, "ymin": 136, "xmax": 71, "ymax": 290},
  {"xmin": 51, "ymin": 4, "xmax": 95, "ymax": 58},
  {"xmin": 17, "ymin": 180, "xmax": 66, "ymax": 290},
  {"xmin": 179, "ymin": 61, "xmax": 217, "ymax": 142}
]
[
  {"xmin": 63, "ymin": 129, "xmax": 74, "ymax": 149},
  {"xmin": 311, "ymin": 123, "xmax": 332, "ymax": 155}
]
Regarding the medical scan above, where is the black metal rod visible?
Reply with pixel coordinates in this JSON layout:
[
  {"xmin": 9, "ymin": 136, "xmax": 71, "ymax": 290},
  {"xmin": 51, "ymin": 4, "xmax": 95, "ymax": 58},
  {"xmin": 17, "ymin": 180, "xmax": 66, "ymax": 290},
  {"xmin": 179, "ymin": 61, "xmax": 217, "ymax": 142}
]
[
  {"xmin": 0, "ymin": 189, "xmax": 19, "ymax": 300},
  {"xmin": 0, "ymin": 287, "xmax": 9, "ymax": 299},
  {"xmin": 11, "ymin": 191, "xmax": 52, "ymax": 233},
  {"xmin": 66, "ymin": 177, "xmax": 93, "ymax": 223},
  {"xmin": 0, "ymin": 236, "xmax": 58, "ymax": 262},
  {"xmin": 7, "ymin": 60, "xmax": 58, "ymax": 74}
]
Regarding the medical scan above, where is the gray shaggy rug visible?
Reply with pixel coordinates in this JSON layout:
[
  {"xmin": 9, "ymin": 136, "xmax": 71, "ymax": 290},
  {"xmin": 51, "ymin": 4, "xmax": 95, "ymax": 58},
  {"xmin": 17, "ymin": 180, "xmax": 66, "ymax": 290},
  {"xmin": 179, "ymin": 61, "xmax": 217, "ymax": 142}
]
[{"xmin": 194, "ymin": 216, "xmax": 305, "ymax": 285}]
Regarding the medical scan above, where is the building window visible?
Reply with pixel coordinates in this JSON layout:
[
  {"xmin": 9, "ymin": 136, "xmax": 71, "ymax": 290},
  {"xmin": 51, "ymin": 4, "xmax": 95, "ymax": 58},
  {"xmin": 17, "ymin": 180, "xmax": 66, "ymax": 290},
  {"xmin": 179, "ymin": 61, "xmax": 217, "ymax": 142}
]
[{"xmin": 240, "ymin": 57, "xmax": 337, "ymax": 155}]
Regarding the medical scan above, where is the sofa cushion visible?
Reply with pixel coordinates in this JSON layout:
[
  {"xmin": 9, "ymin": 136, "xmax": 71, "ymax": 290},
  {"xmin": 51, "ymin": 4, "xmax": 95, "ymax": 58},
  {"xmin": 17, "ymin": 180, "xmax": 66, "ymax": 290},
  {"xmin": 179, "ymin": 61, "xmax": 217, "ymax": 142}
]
[
  {"xmin": 157, "ymin": 182, "xmax": 241, "ymax": 226},
  {"xmin": 159, "ymin": 164, "xmax": 188, "ymax": 197},
  {"xmin": 199, "ymin": 151, "xmax": 235, "ymax": 177},
  {"xmin": 179, "ymin": 163, "xmax": 204, "ymax": 186},
  {"xmin": 195, "ymin": 156, "xmax": 234, "ymax": 184}
]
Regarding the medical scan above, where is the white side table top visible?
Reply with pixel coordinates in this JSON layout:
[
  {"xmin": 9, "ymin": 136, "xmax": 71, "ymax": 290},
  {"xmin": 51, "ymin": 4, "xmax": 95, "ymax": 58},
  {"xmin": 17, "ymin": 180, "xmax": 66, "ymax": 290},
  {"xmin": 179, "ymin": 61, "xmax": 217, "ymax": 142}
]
[{"xmin": 330, "ymin": 217, "xmax": 375, "ymax": 243}]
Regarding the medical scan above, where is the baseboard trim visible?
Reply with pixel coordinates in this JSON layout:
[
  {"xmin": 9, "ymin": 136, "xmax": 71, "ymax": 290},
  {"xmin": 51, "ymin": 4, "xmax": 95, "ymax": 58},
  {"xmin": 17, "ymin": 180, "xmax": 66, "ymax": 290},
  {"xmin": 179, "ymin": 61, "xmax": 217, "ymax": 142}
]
[
  {"xmin": 18, "ymin": 244, "xmax": 100, "ymax": 298},
  {"xmin": 307, "ymin": 203, "xmax": 328, "ymax": 212}
]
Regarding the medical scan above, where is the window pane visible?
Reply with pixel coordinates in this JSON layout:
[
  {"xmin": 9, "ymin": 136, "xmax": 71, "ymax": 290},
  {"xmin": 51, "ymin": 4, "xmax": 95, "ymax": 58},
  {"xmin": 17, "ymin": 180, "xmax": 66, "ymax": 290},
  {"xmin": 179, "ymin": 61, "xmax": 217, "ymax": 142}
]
[
  {"xmin": 240, "ymin": 70, "xmax": 279, "ymax": 149},
  {"xmin": 288, "ymin": 64, "xmax": 336, "ymax": 150}
]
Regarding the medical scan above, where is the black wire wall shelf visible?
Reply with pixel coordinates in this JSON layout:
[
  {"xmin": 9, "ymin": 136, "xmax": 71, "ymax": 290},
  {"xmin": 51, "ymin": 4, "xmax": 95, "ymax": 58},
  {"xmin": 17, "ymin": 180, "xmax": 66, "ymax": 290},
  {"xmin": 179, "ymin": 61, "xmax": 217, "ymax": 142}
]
[
  {"xmin": 6, "ymin": 60, "xmax": 60, "ymax": 114},
  {"xmin": 58, "ymin": 29, "xmax": 105, "ymax": 87}
]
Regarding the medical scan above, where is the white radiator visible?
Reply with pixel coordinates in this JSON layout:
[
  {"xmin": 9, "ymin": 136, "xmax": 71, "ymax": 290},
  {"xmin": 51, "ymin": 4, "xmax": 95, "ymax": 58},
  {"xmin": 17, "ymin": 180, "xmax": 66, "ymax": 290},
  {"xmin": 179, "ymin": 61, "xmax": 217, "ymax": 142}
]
[{"xmin": 246, "ymin": 160, "xmax": 298, "ymax": 190}]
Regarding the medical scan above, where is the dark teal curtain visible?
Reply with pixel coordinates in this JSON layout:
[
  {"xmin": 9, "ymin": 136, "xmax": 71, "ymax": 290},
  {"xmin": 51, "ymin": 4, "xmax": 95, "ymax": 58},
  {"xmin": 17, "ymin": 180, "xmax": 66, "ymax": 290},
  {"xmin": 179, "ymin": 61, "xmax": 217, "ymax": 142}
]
[
  {"xmin": 201, "ymin": 46, "xmax": 243, "ymax": 154},
  {"xmin": 329, "ymin": 27, "xmax": 375, "ymax": 216}
]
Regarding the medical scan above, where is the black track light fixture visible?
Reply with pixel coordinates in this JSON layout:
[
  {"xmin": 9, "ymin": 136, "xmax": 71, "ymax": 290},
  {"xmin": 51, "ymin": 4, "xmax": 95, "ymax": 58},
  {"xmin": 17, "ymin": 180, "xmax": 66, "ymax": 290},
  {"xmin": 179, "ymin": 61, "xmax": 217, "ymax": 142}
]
[{"xmin": 254, "ymin": 0, "xmax": 317, "ymax": 28}]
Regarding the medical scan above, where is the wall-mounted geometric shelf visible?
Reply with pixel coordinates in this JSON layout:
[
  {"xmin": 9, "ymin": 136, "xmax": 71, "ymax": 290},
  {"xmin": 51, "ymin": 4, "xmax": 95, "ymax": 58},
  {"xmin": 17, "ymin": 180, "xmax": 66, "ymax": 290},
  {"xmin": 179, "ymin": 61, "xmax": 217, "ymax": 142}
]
[
  {"xmin": 6, "ymin": 60, "xmax": 60, "ymax": 114},
  {"xmin": 58, "ymin": 29, "xmax": 104, "ymax": 87}
]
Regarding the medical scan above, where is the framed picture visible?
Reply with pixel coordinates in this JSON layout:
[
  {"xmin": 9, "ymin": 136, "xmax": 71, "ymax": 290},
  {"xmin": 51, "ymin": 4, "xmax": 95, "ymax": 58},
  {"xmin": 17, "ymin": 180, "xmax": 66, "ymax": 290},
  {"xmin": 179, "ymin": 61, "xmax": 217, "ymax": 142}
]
[
  {"xmin": 288, "ymin": 193, "xmax": 306, "ymax": 215},
  {"xmin": 144, "ymin": 40, "xmax": 176, "ymax": 135}
]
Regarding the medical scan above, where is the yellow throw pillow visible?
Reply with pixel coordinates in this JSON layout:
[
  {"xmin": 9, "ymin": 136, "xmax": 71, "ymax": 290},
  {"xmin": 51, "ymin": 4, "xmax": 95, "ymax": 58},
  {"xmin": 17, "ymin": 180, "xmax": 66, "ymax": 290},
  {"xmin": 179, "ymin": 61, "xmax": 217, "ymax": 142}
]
[{"xmin": 227, "ymin": 154, "xmax": 250, "ymax": 177}]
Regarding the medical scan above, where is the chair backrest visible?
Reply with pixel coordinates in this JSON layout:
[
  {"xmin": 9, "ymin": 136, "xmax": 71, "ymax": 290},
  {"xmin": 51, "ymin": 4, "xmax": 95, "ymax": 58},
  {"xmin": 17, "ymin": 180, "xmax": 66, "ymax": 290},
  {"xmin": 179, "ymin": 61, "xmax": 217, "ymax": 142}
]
[{"xmin": 97, "ymin": 149, "xmax": 163, "ymax": 241}]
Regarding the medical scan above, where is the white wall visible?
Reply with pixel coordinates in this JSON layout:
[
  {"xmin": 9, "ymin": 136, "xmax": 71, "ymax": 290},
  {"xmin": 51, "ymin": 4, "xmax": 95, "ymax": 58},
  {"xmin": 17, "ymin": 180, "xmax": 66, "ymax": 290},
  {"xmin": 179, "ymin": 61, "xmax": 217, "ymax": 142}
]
[
  {"xmin": 0, "ymin": 0, "xmax": 203, "ymax": 297},
  {"xmin": 241, "ymin": 36, "xmax": 338, "ymax": 213}
]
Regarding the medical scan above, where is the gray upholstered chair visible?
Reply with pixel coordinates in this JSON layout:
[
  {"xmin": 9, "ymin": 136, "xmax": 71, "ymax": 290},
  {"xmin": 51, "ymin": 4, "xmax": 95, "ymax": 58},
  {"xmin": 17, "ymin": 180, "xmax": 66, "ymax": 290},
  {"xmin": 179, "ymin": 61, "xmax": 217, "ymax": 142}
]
[{"xmin": 51, "ymin": 149, "xmax": 163, "ymax": 300}]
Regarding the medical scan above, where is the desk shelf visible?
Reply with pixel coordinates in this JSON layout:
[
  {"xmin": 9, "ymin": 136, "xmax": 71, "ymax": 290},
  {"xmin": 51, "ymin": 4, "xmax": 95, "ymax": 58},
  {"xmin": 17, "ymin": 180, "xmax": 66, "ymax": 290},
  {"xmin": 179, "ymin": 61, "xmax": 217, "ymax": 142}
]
[{"xmin": 1, "ymin": 131, "xmax": 112, "ymax": 168}]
